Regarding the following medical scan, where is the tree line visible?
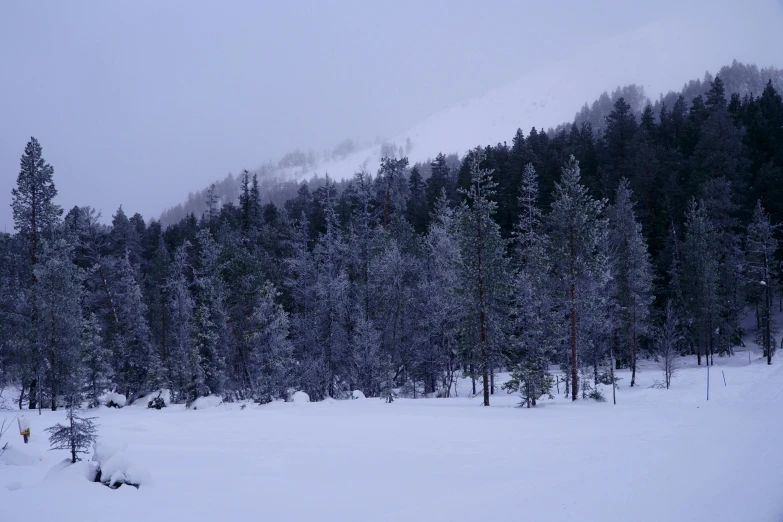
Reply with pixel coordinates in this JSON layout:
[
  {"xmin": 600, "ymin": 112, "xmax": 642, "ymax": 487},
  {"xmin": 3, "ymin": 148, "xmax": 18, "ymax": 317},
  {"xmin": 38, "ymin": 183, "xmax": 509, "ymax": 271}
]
[{"xmin": 1, "ymin": 66, "xmax": 782, "ymax": 410}]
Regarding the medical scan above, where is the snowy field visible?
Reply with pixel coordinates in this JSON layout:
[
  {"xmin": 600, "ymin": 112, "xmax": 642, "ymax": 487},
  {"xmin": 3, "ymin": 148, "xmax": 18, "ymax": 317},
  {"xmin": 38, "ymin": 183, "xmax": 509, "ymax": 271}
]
[{"xmin": 1, "ymin": 351, "xmax": 782, "ymax": 522}]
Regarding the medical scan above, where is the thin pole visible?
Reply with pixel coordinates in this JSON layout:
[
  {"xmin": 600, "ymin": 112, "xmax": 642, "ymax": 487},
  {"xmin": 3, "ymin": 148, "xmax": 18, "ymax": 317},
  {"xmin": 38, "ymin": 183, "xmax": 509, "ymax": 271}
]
[
  {"xmin": 707, "ymin": 364, "xmax": 710, "ymax": 401},
  {"xmin": 722, "ymin": 370, "xmax": 726, "ymax": 386}
]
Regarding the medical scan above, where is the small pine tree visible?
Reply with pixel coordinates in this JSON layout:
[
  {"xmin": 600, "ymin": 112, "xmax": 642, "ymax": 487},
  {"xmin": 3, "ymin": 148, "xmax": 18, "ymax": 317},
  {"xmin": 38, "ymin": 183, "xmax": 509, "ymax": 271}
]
[
  {"xmin": 746, "ymin": 200, "xmax": 780, "ymax": 364},
  {"xmin": 46, "ymin": 406, "xmax": 98, "ymax": 463},
  {"xmin": 656, "ymin": 301, "xmax": 682, "ymax": 389}
]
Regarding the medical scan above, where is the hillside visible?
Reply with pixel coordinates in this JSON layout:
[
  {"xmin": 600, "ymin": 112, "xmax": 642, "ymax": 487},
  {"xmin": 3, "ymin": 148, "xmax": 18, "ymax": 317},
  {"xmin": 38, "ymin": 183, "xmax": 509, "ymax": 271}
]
[{"xmin": 159, "ymin": 2, "xmax": 783, "ymax": 227}]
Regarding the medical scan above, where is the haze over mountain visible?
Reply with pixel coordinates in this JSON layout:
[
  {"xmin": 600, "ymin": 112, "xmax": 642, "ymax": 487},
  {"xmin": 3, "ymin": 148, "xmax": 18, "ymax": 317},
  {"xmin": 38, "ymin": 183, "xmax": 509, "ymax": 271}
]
[{"xmin": 2, "ymin": 0, "xmax": 783, "ymax": 230}]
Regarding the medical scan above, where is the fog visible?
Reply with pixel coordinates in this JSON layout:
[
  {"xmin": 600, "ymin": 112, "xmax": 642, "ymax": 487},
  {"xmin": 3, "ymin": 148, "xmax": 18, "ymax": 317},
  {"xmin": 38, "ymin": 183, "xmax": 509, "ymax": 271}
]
[{"xmin": 1, "ymin": 0, "xmax": 781, "ymax": 229}]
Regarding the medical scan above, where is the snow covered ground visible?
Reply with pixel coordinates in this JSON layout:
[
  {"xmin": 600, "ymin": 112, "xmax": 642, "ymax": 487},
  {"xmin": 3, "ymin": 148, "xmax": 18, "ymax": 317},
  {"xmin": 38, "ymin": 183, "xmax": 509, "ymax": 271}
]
[{"xmin": 1, "ymin": 349, "xmax": 782, "ymax": 521}]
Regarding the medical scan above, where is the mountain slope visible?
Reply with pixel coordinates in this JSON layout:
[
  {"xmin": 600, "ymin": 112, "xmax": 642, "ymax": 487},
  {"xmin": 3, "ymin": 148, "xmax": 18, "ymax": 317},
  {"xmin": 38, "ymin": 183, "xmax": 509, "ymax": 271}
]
[
  {"xmin": 319, "ymin": 3, "xmax": 783, "ymax": 180},
  {"xmin": 160, "ymin": 1, "xmax": 783, "ymax": 225}
]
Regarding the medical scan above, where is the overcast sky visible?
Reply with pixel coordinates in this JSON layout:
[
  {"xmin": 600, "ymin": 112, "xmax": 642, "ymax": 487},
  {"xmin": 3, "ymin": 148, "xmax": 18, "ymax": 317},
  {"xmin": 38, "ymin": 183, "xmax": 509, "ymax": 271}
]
[{"xmin": 1, "ymin": 0, "xmax": 780, "ymax": 229}]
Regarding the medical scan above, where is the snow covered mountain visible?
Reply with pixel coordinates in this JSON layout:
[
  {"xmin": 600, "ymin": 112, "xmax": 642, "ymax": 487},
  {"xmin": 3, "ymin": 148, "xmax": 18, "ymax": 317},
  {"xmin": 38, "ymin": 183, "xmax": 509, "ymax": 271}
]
[
  {"xmin": 160, "ymin": 1, "xmax": 783, "ymax": 224},
  {"xmin": 315, "ymin": 3, "xmax": 783, "ymax": 180}
]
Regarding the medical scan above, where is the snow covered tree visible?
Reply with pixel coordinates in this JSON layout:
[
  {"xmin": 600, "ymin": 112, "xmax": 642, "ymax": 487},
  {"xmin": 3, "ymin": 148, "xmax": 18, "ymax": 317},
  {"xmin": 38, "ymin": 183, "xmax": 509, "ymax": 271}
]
[
  {"xmin": 45, "ymin": 406, "xmax": 98, "ymax": 463},
  {"xmin": 308, "ymin": 203, "xmax": 351, "ymax": 399},
  {"xmin": 457, "ymin": 148, "xmax": 510, "ymax": 406},
  {"xmin": 111, "ymin": 254, "xmax": 159, "ymax": 400},
  {"xmin": 12, "ymin": 137, "xmax": 63, "ymax": 410},
  {"xmin": 192, "ymin": 229, "xmax": 228, "ymax": 395},
  {"xmin": 351, "ymin": 313, "xmax": 382, "ymax": 396},
  {"xmin": 33, "ymin": 240, "xmax": 85, "ymax": 410},
  {"xmin": 506, "ymin": 163, "xmax": 554, "ymax": 407},
  {"xmin": 377, "ymin": 157, "xmax": 410, "ymax": 228},
  {"xmin": 81, "ymin": 313, "xmax": 110, "ymax": 408},
  {"xmin": 417, "ymin": 192, "xmax": 463, "ymax": 397},
  {"xmin": 746, "ymin": 200, "xmax": 780, "ymax": 364},
  {"xmin": 165, "ymin": 242, "xmax": 200, "ymax": 403},
  {"xmin": 547, "ymin": 155, "xmax": 608, "ymax": 401},
  {"xmin": 12, "ymin": 137, "xmax": 62, "ymax": 273},
  {"xmin": 247, "ymin": 282, "xmax": 294, "ymax": 401},
  {"xmin": 607, "ymin": 179, "xmax": 654, "ymax": 386},
  {"xmin": 700, "ymin": 178, "xmax": 743, "ymax": 358},
  {"xmin": 680, "ymin": 199, "xmax": 719, "ymax": 366},
  {"xmin": 656, "ymin": 301, "xmax": 682, "ymax": 389}
]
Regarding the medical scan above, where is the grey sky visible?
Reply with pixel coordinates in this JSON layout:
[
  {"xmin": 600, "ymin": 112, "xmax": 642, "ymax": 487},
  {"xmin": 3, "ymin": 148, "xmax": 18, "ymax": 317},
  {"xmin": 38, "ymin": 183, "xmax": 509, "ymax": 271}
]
[{"xmin": 0, "ymin": 1, "xmax": 777, "ymax": 229}]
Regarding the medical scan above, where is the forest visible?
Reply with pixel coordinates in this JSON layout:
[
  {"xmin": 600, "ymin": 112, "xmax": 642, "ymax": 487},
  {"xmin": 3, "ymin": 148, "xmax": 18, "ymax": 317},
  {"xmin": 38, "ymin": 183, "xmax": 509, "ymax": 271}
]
[{"xmin": 1, "ymin": 62, "xmax": 782, "ymax": 410}]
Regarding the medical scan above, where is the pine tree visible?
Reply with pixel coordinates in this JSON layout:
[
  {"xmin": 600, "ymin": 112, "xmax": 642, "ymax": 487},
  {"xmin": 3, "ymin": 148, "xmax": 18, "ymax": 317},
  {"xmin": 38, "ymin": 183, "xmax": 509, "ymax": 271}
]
[
  {"xmin": 12, "ymin": 137, "xmax": 62, "ymax": 273},
  {"xmin": 418, "ymin": 192, "xmax": 463, "ymax": 397},
  {"xmin": 378, "ymin": 157, "xmax": 410, "ymax": 228},
  {"xmin": 11, "ymin": 137, "xmax": 63, "ymax": 409},
  {"xmin": 746, "ymin": 201, "xmax": 780, "ymax": 364},
  {"xmin": 656, "ymin": 301, "xmax": 682, "ymax": 389},
  {"xmin": 33, "ymin": 239, "xmax": 85, "ymax": 410},
  {"xmin": 547, "ymin": 155, "xmax": 608, "ymax": 401},
  {"xmin": 603, "ymin": 98, "xmax": 638, "ymax": 196},
  {"xmin": 506, "ymin": 164, "xmax": 554, "ymax": 406},
  {"xmin": 81, "ymin": 313, "xmax": 110, "ymax": 408},
  {"xmin": 192, "ymin": 229, "xmax": 228, "ymax": 395},
  {"xmin": 406, "ymin": 166, "xmax": 428, "ymax": 234},
  {"xmin": 680, "ymin": 199, "xmax": 720, "ymax": 365},
  {"xmin": 166, "ymin": 242, "xmax": 200, "ymax": 403},
  {"xmin": 246, "ymin": 282, "xmax": 294, "ymax": 401},
  {"xmin": 425, "ymin": 153, "xmax": 452, "ymax": 209},
  {"xmin": 111, "ymin": 254, "xmax": 158, "ymax": 400},
  {"xmin": 45, "ymin": 406, "xmax": 98, "ymax": 464},
  {"xmin": 457, "ymin": 148, "xmax": 510, "ymax": 406},
  {"xmin": 607, "ymin": 179, "xmax": 654, "ymax": 386}
]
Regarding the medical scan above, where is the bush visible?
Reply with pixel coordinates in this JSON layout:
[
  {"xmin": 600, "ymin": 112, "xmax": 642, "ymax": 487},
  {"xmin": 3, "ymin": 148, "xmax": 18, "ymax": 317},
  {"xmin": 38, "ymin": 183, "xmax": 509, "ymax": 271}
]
[
  {"xmin": 147, "ymin": 395, "xmax": 166, "ymax": 410},
  {"xmin": 588, "ymin": 388, "xmax": 606, "ymax": 402}
]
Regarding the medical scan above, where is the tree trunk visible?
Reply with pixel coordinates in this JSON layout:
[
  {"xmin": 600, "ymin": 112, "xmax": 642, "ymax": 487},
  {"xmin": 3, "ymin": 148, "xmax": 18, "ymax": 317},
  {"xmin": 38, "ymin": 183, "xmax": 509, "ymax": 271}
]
[
  {"xmin": 611, "ymin": 330, "xmax": 617, "ymax": 405},
  {"xmin": 477, "ymin": 209, "xmax": 490, "ymax": 407},
  {"xmin": 570, "ymin": 288, "xmax": 577, "ymax": 401},
  {"xmin": 28, "ymin": 381, "xmax": 38, "ymax": 410},
  {"xmin": 630, "ymin": 308, "xmax": 637, "ymax": 387},
  {"xmin": 569, "ymin": 222, "xmax": 578, "ymax": 401},
  {"xmin": 766, "ymin": 280, "xmax": 772, "ymax": 365},
  {"xmin": 18, "ymin": 383, "xmax": 26, "ymax": 410},
  {"xmin": 70, "ymin": 414, "xmax": 77, "ymax": 464}
]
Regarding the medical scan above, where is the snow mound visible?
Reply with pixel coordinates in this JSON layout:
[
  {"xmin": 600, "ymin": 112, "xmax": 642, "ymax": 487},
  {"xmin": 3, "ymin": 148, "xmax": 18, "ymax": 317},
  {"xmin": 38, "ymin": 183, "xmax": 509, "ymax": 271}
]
[
  {"xmin": 92, "ymin": 442, "xmax": 151, "ymax": 488},
  {"xmin": 289, "ymin": 391, "xmax": 310, "ymax": 403},
  {"xmin": 0, "ymin": 444, "xmax": 42, "ymax": 466},
  {"xmin": 99, "ymin": 392, "xmax": 127, "ymax": 408},
  {"xmin": 351, "ymin": 390, "xmax": 366, "ymax": 400},
  {"xmin": 138, "ymin": 389, "xmax": 171, "ymax": 408},
  {"xmin": 189, "ymin": 395, "xmax": 223, "ymax": 410}
]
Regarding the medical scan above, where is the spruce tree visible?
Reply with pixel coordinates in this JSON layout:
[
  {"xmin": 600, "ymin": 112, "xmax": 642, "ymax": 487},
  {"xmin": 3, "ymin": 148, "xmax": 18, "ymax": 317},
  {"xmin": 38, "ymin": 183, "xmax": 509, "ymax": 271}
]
[
  {"xmin": 746, "ymin": 201, "xmax": 780, "ymax": 364},
  {"xmin": 506, "ymin": 164, "xmax": 554, "ymax": 406},
  {"xmin": 607, "ymin": 179, "xmax": 654, "ymax": 386},
  {"xmin": 680, "ymin": 199, "xmax": 720, "ymax": 365},
  {"xmin": 547, "ymin": 156, "xmax": 608, "ymax": 401},
  {"xmin": 33, "ymin": 240, "xmax": 84, "ymax": 410},
  {"xmin": 12, "ymin": 137, "xmax": 63, "ymax": 409},
  {"xmin": 457, "ymin": 148, "xmax": 510, "ymax": 406}
]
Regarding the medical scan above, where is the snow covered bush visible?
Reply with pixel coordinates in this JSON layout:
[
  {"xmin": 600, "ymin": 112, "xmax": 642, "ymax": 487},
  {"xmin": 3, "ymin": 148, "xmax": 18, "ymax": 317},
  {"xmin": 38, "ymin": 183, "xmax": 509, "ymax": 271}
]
[
  {"xmin": 146, "ymin": 391, "xmax": 168, "ymax": 409},
  {"xmin": 351, "ymin": 390, "xmax": 366, "ymax": 400},
  {"xmin": 138, "ymin": 389, "xmax": 171, "ymax": 409},
  {"xmin": 188, "ymin": 395, "xmax": 222, "ymax": 410},
  {"xmin": 289, "ymin": 391, "xmax": 310, "ymax": 403},
  {"xmin": 100, "ymin": 392, "xmax": 127, "ymax": 409},
  {"xmin": 90, "ymin": 442, "xmax": 150, "ymax": 489}
]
